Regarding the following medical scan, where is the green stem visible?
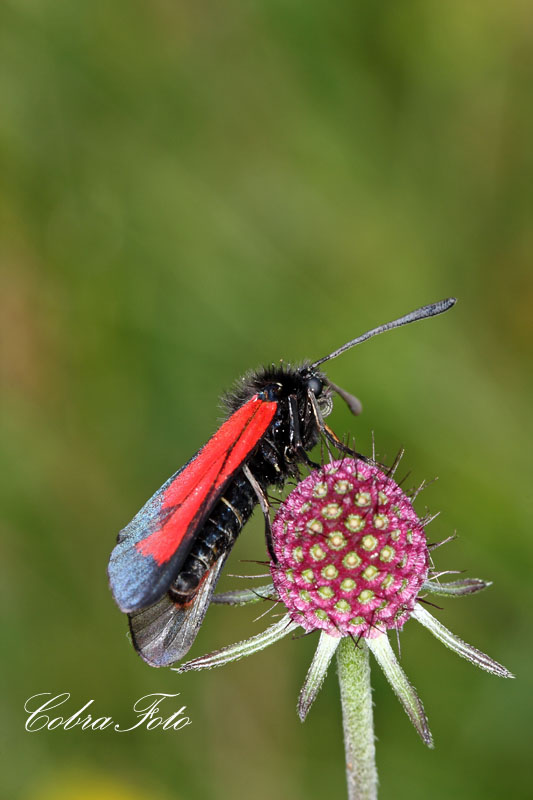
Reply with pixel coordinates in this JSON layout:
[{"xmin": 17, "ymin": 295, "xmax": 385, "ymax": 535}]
[{"xmin": 337, "ymin": 638, "xmax": 378, "ymax": 800}]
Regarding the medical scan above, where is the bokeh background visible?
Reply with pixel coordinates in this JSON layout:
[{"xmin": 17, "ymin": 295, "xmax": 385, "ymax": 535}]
[{"xmin": 2, "ymin": 2, "xmax": 532, "ymax": 799}]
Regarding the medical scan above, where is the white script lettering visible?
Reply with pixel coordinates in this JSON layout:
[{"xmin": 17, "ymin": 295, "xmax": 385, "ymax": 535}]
[{"xmin": 24, "ymin": 692, "xmax": 191, "ymax": 733}]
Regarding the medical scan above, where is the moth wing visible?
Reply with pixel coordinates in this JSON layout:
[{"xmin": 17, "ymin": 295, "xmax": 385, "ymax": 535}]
[
  {"xmin": 108, "ymin": 395, "xmax": 277, "ymax": 613},
  {"xmin": 128, "ymin": 553, "xmax": 228, "ymax": 667}
]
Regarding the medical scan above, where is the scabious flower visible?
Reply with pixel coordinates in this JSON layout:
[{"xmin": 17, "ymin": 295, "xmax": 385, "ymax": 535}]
[
  {"xmin": 270, "ymin": 458, "xmax": 428, "ymax": 640},
  {"xmin": 177, "ymin": 457, "xmax": 513, "ymax": 800}
]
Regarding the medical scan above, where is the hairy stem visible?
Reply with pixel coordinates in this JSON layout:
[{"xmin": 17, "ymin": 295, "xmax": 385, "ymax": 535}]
[{"xmin": 337, "ymin": 638, "xmax": 378, "ymax": 800}]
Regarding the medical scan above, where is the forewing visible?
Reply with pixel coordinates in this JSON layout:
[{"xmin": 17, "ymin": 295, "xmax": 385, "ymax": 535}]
[
  {"xmin": 108, "ymin": 395, "xmax": 277, "ymax": 613},
  {"xmin": 128, "ymin": 553, "xmax": 228, "ymax": 667}
]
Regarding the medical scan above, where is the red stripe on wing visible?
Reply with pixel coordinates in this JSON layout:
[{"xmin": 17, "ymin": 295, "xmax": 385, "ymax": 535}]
[{"xmin": 136, "ymin": 395, "xmax": 277, "ymax": 565}]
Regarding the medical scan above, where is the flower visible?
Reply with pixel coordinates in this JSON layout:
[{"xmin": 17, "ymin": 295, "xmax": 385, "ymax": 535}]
[
  {"xmin": 270, "ymin": 458, "xmax": 428, "ymax": 640},
  {"xmin": 176, "ymin": 457, "xmax": 513, "ymax": 797}
]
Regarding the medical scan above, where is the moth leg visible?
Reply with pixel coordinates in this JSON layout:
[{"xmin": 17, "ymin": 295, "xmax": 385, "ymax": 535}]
[
  {"xmin": 308, "ymin": 392, "xmax": 369, "ymax": 463},
  {"xmin": 242, "ymin": 464, "xmax": 276, "ymax": 563},
  {"xmin": 288, "ymin": 394, "xmax": 321, "ymax": 469}
]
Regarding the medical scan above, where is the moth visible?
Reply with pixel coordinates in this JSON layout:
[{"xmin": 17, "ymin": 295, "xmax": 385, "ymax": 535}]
[{"xmin": 108, "ymin": 298, "xmax": 455, "ymax": 666}]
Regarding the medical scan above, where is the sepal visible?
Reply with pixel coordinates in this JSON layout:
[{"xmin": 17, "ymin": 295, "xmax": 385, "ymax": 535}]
[
  {"xmin": 213, "ymin": 583, "xmax": 277, "ymax": 605},
  {"xmin": 298, "ymin": 632, "xmax": 340, "ymax": 721},
  {"xmin": 368, "ymin": 633, "xmax": 433, "ymax": 747},
  {"xmin": 412, "ymin": 603, "xmax": 514, "ymax": 678},
  {"xmin": 422, "ymin": 578, "xmax": 491, "ymax": 597},
  {"xmin": 175, "ymin": 614, "xmax": 299, "ymax": 672}
]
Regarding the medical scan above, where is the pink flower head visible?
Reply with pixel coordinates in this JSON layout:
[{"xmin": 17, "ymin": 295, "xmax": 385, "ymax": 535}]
[{"xmin": 271, "ymin": 458, "xmax": 429, "ymax": 639}]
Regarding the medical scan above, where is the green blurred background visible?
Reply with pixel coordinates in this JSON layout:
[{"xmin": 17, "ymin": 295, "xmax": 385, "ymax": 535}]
[{"xmin": 1, "ymin": 1, "xmax": 532, "ymax": 799}]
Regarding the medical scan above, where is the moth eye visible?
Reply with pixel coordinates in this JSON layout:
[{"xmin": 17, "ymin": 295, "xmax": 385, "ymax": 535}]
[{"xmin": 307, "ymin": 377, "xmax": 323, "ymax": 397}]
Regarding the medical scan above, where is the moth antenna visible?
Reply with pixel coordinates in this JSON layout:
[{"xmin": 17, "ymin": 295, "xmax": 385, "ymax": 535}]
[
  {"xmin": 311, "ymin": 298, "xmax": 456, "ymax": 367},
  {"xmin": 327, "ymin": 380, "xmax": 363, "ymax": 416}
]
